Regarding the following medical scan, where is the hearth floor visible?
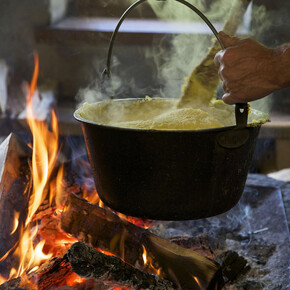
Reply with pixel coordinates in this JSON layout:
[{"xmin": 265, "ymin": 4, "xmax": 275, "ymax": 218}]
[{"xmin": 150, "ymin": 174, "xmax": 289, "ymax": 289}]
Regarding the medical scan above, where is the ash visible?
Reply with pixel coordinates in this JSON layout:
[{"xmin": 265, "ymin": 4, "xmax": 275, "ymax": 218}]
[{"xmin": 150, "ymin": 174, "xmax": 289, "ymax": 290}]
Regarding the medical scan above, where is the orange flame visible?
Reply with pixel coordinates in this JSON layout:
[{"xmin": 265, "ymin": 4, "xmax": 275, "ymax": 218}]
[
  {"xmin": 142, "ymin": 245, "xmax": 161, "ymax": 276},
  {"xmin": 0, "ymin": 276, "xmax": 6, "ymax": 285},
  {"xmin": 0, "ymin": 52, "xmax": 154, "ymax": 288},
  {"xmin": 96, "ymin": 248, "xmax": 117, "ymax": 257},
  {"xmin": 10, "ymin": 211, "xmax": 20, "ymax": 235},
  {"xmin": 49, "ymin": 164, "xmax": 64, "ymax": 207},
  {"xmin": 142, "ymin": 245, "xmax": 148, "ymax": 265},
  {"xmin": 193, "ymin": 275, "xmax": 202, "ymax": 289},
  {"xmin": 10, "ymin": 225, "xmax": 52, "ymax": 278},
  {"xmin": 82, "ymin": 186, "xmax": 102, "ymax": 205},
  {"xmin": 26, "ymin": 53, "xmax": 59, "ymax": 225},
  {"xmin": 117, "ymin": 213, "xmax": 152, "ymax": 229},
  {"xmin": 0, "ymin": 52, "xmax": 63, "ymax": 282}
]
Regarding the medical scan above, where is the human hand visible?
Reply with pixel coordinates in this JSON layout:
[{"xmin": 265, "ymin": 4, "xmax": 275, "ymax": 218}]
[{"xmin": 214, "ymin": 31, "xmax": 283, "ymax": 104}]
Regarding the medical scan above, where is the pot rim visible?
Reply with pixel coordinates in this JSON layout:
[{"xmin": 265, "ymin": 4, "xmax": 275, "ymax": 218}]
[{"xmin": 74, "ymin": 98, "xmax": 261, "ymax": 133}]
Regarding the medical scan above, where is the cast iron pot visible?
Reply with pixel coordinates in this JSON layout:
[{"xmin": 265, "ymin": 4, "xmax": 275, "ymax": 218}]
[
  {"xmin": 75, "ymin": 100, "xmax": 260, "ymax": 220},
  {"xmin": 74, "ymin": 0, "xmax": 261, "ymax": 220}
]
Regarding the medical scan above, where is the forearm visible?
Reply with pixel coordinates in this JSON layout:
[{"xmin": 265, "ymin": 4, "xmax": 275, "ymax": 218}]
[{"xmin": 274, "ymin": 44, "xmax": 290, "ymax": 89}]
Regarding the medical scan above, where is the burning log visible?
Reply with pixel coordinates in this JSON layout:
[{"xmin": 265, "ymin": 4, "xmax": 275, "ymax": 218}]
[
  {"xmin": 0, "ymin": 277, "xmax": 23, "ymax": 289},
  {"xmin": 61, "ymin": 193, "xmax": 223, "ymax": 289},
  {"xmin": 67, "ymin": 242, "xmax": 175, "ymax": 289},
  {"xmin": 179, "ymin": 0, "xmax": 251, "ymax": 106},
  {"xmin": 0, "ymin": 133, "xmax": 32, "ymax": 277},
  {"xmin": 35, "ymin": 255, "xmax": 74, "ymax": 290},
  {"xmin": 0, "ymin": 243, "xmax": 174, "ymax": 290},
  {"xmin": 0, "ymin": 255, "xmax": 74, "ymax": 290}
]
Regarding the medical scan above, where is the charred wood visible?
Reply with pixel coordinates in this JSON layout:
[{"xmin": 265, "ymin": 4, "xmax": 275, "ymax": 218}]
[
  {"xmin": 171, "ymin": 237, "xmax": 250, "ymax": 284},
  {"xmin": 218, "ymin": 251, "xmax": 250, "ymax": 283},
  {"xmin": 0, "ymin": 255, "xmax": 75, "ymax": 290},
  {"xmin": 0, "ymin": 277, "xmax": 25, "ymax": 290},
  {"xmin": 68, "ymin": 242, "xmax": 175, "ymax": 289},
  {"xmin": 35, "ymin": 255, "xmax": 73, "ymax": 290},
  {"xmin": 61, "ymin": 193, "xmax": 223, "ymax": 289},
  {"xmin": 0, "ymin": 273, "xmax": 36, "ymax": 290}
]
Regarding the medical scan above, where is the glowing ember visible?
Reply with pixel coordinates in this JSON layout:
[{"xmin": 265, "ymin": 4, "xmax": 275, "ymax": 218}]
[
  {"xmin": 49, "ymin": 164, "xmax": 64, "ymax": 207},
  {"xmin": 117, "ymin": 212, "xmax": 152, "ymax": 229},
  {"xmin": 126, "ymin": 216, "xmax": 152, "ymax": 229},
  {"xmin": 96, "ymin": 248, "xmax": 117, "ymax": 257},
  {"xmin": 65, "ymin": 272, "xmax": 86, "ymax": 286}
]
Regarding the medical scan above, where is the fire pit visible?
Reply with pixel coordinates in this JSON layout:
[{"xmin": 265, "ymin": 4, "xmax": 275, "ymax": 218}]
[{"xmin": 0, "ymin": 138, "xmax": 288, "ymax": 289}]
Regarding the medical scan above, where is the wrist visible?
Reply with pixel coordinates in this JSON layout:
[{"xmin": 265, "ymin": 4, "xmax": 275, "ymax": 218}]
[{"xmin": 273, "ymin": 45, "xmax": 290, "ymax": 89}]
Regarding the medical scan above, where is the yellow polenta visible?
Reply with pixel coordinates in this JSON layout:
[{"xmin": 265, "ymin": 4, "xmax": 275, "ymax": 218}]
[{"xmin": 75, "ymin": 97, "xmax": 269, "ymax": 130}]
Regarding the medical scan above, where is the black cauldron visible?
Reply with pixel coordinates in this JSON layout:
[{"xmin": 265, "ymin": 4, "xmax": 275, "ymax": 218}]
[{"xmin": 74, "ymin": 0, "xmax": 261, "ymax": 220}]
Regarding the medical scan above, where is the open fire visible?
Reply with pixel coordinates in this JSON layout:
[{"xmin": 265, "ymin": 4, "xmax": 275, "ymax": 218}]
[
  {"xmin": 0, "ymin": 52, "xmax": 288, "ymax": 289},
  {"xmin": 0, "ymin": 53, "xmax": 186, "ymax": 289},
  {"xmin": 0, "ymin": 52, "xmax": 77, "ymax": 285}
]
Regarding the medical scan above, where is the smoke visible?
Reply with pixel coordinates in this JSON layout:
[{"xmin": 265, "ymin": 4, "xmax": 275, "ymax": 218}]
[
  {"xmin": 150, "ymin": 34, "xmax": 212, "ymax": 99},
  {"xmin": 76, "ymin": 55, "xmax": 122, "ymax": 104},
  {"xmin": 76, "ymin": 0, "xmax": 237, "ymax": 104},
  {"xmin": 147, "ymin": 0, "xmax": 234, "ymax": 22},
  {"xmin": 76, "ymin": 0, "xmax": 283, "ymax": 115},
  {"xmin": 144, "ymin": 0, "xmax": 235, "ymax": 99},
  {"xmin": 250, "ymin": 5, "xmax": 272, "ymax": 41},
  {"xmin": 99, "ymin": 0, "xmax": 133, "ymax": 8},
  {"xmin": 148, "ymin": 0, "xmax": 206, "ymax": 21},
  {"xmin": 247, "ymin": 3, "xmax": 278, "ymax": 113}
]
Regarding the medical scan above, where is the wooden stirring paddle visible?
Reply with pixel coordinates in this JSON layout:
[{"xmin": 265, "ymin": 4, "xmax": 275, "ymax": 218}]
[{"xmin": 178, "ymin": 0, "xmax": 251, "ymax": 107}]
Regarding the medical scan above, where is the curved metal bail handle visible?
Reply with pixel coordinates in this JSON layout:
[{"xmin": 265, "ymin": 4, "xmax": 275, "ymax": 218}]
[
  {"xmin": 102, "ymin": 0, "xmax": 247, "ymax": 127},
  {"xmin": 102, "ymin": 0, "xmax": 225, "ymax": 79}
]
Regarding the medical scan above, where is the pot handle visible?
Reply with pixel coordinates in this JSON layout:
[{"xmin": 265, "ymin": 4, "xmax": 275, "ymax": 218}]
[{"xmin": 102, "ymin": 0, "xmax": 248, "ymax": 128}]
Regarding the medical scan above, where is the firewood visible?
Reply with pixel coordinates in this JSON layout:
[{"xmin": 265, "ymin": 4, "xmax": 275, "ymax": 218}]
[
  {"xmin": 178, "ymin": 0, "xmax": 251, "ymax": 107},
  {"xmin": 67, "ymin": 242, "xmax": 175, "ymax": 289},
  {"xmin": 0, "ymin": 255, "xmax": 77, "ymax": 290},
  {"xmin": 0, "ymin": 277, "xmax": 23, "ymax": 290},
  {"xmin": 0, "ymin": 244, "xmax": 174, "ymax": 290},
  {"xmin": 0, "ymin": 133, "xmax": 32, "ymax": 278},
  {"xmin": 35, "ymin": 255, "xmax": 73, "ymax": 290},
  {"xmin": 61, "ymin": 193, "xmax": 223, "ymax": 289},
  {"xmin": 218, "ymin": 251, "xmax": 250, "ymax": 282}
]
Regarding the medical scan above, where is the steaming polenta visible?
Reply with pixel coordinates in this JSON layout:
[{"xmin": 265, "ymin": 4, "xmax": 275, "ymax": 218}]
[
  {"xmin": 111, "ymin": 108, "xmax": 223, "ymax": 130},
  {"xmin": 75, "ymin": 97, "xmax": 269, "ymax": 130}
]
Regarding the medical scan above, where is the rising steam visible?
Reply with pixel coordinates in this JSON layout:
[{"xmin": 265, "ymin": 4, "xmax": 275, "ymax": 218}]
[{"xmin": 76, "ymin": 0, "xmax": 280, "ymax": 114}]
